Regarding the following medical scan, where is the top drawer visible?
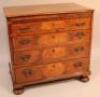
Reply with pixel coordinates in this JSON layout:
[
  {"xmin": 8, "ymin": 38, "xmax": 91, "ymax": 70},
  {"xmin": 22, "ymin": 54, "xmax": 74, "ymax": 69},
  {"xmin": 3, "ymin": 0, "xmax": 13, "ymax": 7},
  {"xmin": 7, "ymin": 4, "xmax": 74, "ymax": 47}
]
[{"xmin": 9, "ymin": 13, "xmax": 92, "ymax": 36}]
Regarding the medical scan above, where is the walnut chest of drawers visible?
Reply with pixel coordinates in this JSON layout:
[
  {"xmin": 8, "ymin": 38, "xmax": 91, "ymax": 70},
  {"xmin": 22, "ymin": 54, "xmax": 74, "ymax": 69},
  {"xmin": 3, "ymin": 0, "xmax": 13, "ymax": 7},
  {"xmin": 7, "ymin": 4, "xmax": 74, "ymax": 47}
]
[{"xmin": 4, "ymin": 3, "xmax": 94, "ymax": 94}]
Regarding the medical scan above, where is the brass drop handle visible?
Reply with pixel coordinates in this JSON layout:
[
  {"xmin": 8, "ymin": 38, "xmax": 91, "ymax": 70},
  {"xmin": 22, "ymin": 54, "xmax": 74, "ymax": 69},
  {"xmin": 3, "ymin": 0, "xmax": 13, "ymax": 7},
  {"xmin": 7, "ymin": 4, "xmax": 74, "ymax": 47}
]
[
  {"xmin": 74, "ymin": 47, "xmax": 84, "ymax": 53},
  {"xmin": 74, "ymin": 61, "xmax": 82, "ymax": 68},
  {"xmin": 22, "ymin": 69, "xmax": 33, "ymax": 77},
  {"xmin": 19, "ymin": 39, "xmax": 31, "ymax": 45},
  {"xmin": 20, "ymin": 55, "xmax": 31, "ymax": 62},
  {"xmin": 76, "ymin": 32, "xmax": 85, "ymax": 38}
]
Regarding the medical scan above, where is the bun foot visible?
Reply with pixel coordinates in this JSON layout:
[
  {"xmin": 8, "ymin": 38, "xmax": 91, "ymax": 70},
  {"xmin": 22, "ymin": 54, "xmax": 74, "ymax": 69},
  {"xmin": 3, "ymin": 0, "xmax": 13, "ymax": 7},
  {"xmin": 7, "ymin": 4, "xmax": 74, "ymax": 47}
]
[
  {"xmin": 79, "ymin": 76, "xmax": 89, "ymax": 82},
  {"xmin": 13, "ymin": 88, "xmax": 24, "ymax": 95}
]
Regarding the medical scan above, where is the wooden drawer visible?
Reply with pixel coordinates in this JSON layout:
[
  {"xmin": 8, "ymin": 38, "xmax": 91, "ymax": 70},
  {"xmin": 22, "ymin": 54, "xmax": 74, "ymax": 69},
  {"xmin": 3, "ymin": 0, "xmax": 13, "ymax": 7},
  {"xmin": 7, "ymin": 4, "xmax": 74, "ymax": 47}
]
[
  {"xmin": 14, "ymin": 66, "xmax": 43, "ymax": 84},
  {"xmin": 14, "ymin": 57, "xmax": 89, "ymax": 84},
  {"xmin": 42, "ymin": 58, "xmax": 89, "ymax": 78},
  {"xmin": 68, "ymin": 42, "xmax": 89, "ymax": 58},
  {"xmin": 41, "ymin": 42, "xmax": 89, "ymax": 62},
  {"xmin": 38, "ymin": 32, "xmax": 68, "ymax": 47},
  {"xmin": 10, "ymin": 16, "xmax": 91, "ymax": 37},
  {"xmin": 14, "ymin": 50, "xmax": 40, "ymax": 65},
  {"xmin": 12, "ymin": 36, "xmax": 36, "ymax": 51},
  {"xmin": 66, "ymin": 17, "xmax": 91, "ymax": 30},
  {"xmin": 11, "ymin": 22, "xmax": 38, "ymax": 36},
  {"xmin": 67, "ymin": 29, "xmax": 90, "ymax": 42},
  {"xmin": 42, "ymin": 46, "xmax": 67, "ymax": 62}
]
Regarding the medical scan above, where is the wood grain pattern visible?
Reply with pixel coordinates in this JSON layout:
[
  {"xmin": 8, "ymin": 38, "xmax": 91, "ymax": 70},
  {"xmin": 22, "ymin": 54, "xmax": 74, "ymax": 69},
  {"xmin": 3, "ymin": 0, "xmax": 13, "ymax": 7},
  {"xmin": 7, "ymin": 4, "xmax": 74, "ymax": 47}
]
[
  {"xmin": 42, "ymin": 46, "xmax": 67, "ymax": 62},
  {"xmin": 38, "ymin": 32, "xmax": 68, "ymax": 47}
]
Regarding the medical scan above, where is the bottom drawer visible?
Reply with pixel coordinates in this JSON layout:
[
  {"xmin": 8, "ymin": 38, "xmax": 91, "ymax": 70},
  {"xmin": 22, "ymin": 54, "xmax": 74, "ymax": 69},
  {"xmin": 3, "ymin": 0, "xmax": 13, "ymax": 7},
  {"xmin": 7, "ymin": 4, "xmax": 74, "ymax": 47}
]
[{"xmin": 14, "ymin": 58, "xmax": 89, "ymax": 84}]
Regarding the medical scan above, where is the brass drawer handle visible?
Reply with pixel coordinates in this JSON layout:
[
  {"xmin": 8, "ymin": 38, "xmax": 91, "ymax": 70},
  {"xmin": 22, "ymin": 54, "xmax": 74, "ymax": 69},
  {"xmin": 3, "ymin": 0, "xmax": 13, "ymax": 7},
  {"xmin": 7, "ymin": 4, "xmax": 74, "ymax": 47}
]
[
  {"xmin": 74, "ymin": 47, "xmax": 84, "ymax": 53},
  {"xmin": 19, "ymin": 27, "xmax": 31, "ymax": 33},
  {"xmin": 22, "ymin": 69, "xmax": 33, "ymax": 77},
  {"xmin": 19, "ymin": 39, "xmax": 31, "ymax": 45},
  {"xmin": 20, "ymin": 55, "xmax": 31, "ymax": 62},
  {"xmin": 76, "ymin": 32, "xmax": 85, "ymax": 38},
  {"xmin": 74, "ymin": 61, "xmax": 82, "ymax": 68}
]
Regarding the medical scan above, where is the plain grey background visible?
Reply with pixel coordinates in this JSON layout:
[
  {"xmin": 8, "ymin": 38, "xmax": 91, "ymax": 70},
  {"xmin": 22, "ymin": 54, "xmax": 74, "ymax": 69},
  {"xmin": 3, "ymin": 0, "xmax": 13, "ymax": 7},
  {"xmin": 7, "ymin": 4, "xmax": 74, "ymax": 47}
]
[{"xmin": 0, "ymin": 0, "xmax": 100, "ymax": 97}]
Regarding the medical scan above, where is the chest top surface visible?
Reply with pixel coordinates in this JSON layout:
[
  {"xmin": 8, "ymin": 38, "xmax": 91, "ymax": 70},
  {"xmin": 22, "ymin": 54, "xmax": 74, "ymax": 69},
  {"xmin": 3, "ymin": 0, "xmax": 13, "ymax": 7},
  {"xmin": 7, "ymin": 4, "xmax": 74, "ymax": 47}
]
[{"xmin": 4, "ymin": 3, "xmax": 93, "ymax": 18}]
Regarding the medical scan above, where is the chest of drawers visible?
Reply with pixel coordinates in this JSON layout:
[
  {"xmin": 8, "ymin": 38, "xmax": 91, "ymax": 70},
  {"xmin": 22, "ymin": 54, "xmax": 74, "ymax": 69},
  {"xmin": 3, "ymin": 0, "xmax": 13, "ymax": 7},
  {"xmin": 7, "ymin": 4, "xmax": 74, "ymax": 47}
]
[{"xmin": 4, "ymin": 3, "xmax": 94, "ymax": 95}]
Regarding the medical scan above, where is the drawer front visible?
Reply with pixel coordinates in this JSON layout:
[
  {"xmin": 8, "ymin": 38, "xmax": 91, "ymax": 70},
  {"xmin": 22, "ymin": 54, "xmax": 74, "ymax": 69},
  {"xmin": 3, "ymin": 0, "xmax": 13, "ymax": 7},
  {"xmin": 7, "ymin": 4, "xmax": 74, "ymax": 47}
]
[
  {"xmin": 42, "ymin": 58, "xmax": 89, "ymax": 78},
  {"xmin": 11, "ymin": 23, "xmax": 38, "ymax": 36},
  {"xmin": 14, "ymin": 58, "xmax": 89, "ymax": 83},
  {"xmin": 68, "ymin": 42, "xmax": 89, "ymax": 58},
  {"xmin": 12, "ymin": 36, "xmax": 36, "ymax": 50},
  {"xmin": 40, "ymin": 20, "xmax": 66, "ymax": 31},
  {"xmin": 10, "ymin": 16, "xmax": 91, "ymax": 36},
  {"xmin": 64, "ymin": 58, "xmax": 89, "ymax": 74},
  {"xmin": 38, "ymin": 32, "xmax": 68, "ymax": 47},
  {"xmin": 10, "ymin": 13, "xmax": 92, "ymax": 36},
  {"xmin": 67, "ymin": 29, "xmax": 90, "ymax": 42},
  {"xmin": 14, "ymin": 50, "xmax": 40, "ymax": 65},
  {"xmin": 67, "ymin": 17, "xmax": 91, "ymax": 30},
  {"xmin": 42, "ymin": 62, "xmax": 66, "ymax": 78},
  {"xmin": 42, "ymin": 47, "xmax": 67, "ymax": 62},
  {"xmin": 14, "ymin": 66, "xmax": 43, "ymax": 83}
]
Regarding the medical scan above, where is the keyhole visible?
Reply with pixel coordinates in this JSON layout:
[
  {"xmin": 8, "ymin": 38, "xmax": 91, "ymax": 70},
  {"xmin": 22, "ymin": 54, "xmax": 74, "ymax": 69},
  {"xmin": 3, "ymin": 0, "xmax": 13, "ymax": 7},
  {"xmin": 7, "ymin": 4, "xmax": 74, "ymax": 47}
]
[
  {"xmin": 52, "ymin": 49, "xmax": 55, "ymax": 52},
  {"xmin": 51, "ymin": 35, "xmax": 55, "ymax": 39}
]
